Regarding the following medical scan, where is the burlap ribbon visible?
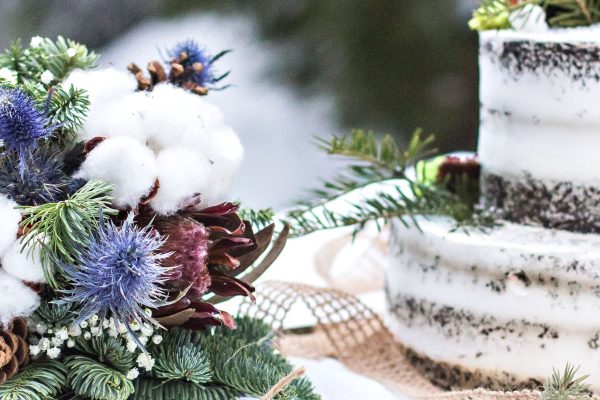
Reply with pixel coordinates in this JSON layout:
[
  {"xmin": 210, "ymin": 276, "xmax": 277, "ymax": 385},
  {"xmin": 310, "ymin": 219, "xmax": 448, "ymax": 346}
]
[{"xmin": 240, "ymin": 281, "xmax": 548, "ymax": 400}]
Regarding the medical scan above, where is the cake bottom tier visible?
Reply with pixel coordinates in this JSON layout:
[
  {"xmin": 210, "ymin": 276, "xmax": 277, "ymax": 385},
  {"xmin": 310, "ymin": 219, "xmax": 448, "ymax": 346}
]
[{"xmin": 385, "ymin": 216, "xmax": 600, "ymax": 391}]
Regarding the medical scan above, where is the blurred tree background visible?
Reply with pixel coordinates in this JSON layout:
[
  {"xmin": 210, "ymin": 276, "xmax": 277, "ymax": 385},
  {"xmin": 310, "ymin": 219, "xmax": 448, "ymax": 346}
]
[{"xmin": 0, "ymin": 0, "xmax": 478, "ymax": 152}]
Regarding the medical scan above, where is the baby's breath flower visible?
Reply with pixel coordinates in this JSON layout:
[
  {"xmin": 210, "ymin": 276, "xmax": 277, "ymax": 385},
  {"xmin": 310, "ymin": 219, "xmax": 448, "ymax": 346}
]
[
  {"xmin": 40, "ymin": 70, "xmax": 54, "ymax": 85},
  {"xmin": 136, "ymin": 353, "xmax": 155, "ymax": 372},
  {"xmin": 47, "ymin": 347, "xmax": 61, "ymax": 359},
  {"xmin": 126, "ymin": 368, "xmax": 140, "ymax": 380},
  {"xmin": 30, "ymin": 36, "xmax": 44, "ymax": 48}
]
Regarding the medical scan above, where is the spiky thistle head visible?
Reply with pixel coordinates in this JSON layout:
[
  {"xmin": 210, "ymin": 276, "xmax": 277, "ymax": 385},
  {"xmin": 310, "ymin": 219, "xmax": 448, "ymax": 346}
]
[
  {"xmin": 0, "ymin": 87, "xmax": 51, "ymax": 168},
  {"xmin": 0, "ymin": 145, "xmax": 70, "ymax": 205},
  {"xmin": 169, "ymin": 40, "xmax": 220, "ymax": 87},
  {"xmin": 60, "ymin": 216, "xmax": 169, "ymax": 331}
]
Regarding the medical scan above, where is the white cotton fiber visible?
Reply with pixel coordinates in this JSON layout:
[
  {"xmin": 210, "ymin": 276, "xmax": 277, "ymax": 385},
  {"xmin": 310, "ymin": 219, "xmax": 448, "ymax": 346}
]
[
  {"xmin": 67, "ymin": 69, "xmax": 244, "ymax": 214},
  {"xmin": 76, "ymin": 136, "xmax": 159, "ymax": 209},
  {"xmin": 144, "ymin": 83, "xmax": 225, "ymax": 152},
  {"xmin": 65, "ymin": 68, "xmax": 137, "ymax": 104},
  {"xmin": 79, "ymin": 91, "xmax": 152, "ymax": 143},
  {"xmin": 0, "ymin": 270, "xmax": 39, "ymax": 326},
  {"xmin": 1, "ymin": 240, "xmax": 45, "ymax": 283},
  {"xmin": 149, "ymin": 147, "xmax": 213, "ymax": 214},
  {"xmin": 0, "ymin": 195, "xmax": 21, "ymax": 257}
]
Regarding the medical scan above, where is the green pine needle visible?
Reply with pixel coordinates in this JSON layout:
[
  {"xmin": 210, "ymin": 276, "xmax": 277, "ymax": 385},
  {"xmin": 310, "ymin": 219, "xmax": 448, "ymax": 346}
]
[
  {"xmin": 287, "ymin": 129, "xmax": 488, "ymax": 238},
  {"xmin": 0, "ymin": 360, "xmax": 67, "ymax": 400},
  {"xmin": 0, "ymin": 36, "xmax": 97, "ymax": 86},
  {"xmin": 542, "ymin": 364, "xmax": 590, "ymax": 400},
  {"xmin": 67, "ymin": 356, "xmax": 134, "ymax": 400},
  {"xmin": 19, "ymin": 179, "xmax": 117, "ymax": 289},
  {"xmin": 238, "ymin": 207, "xmax": 275, "ymax": 231}
]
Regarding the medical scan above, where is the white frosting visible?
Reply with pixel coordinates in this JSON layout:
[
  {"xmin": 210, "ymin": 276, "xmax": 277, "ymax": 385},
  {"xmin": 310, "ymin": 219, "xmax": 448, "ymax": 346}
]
[
  {"xmin": 386, "ymin": 217, "xmax": 600, "ymax": 388},
  {"xmin": 478, "ymin": 28, "xmax": 600, "ymax": 184}
]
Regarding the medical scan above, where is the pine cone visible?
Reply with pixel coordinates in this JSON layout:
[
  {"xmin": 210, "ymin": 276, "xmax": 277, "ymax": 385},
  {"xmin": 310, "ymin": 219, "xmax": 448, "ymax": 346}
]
[{"xmin": 0, "ymin": 318, "xmax": 30, "ymax": 384}]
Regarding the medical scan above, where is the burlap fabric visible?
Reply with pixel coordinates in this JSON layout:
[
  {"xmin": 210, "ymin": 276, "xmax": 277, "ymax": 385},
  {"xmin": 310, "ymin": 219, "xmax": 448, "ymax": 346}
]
[{"xmin": 240, "ymin": 281, "xmax": 550, "ymax": 400}]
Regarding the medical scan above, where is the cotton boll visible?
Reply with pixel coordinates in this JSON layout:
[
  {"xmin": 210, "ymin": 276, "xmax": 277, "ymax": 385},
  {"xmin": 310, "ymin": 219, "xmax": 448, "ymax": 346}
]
[
  {"xmin": 202, "ymin": 126, "xmax": 244, "ymax": 205},
  {"xmin": 76, "ymin": 136, "xmax": 159, "ymax": 209},
  {"xmin": 1, "ymin": 240, "xmax": 45, "ymax": 283},
  {"xmin": 0, "ymin": 195, "xmax": 21, "ymax": 256},
  {"xmin": 80, "ymin": 91, "xmax": 151, "ymax": 143},
  {"xmin": 0, "ymin": 270, "xmax": 39, "ymax": 325},
  {"xmin": 144, "ymin": 84, "xmax": 225, "ymax": 152},
  {"xmin": 65, "ymin": 68, "xmax": 137, "ymax": 104},
  {"xmin": 509, "ymin": 4, "xmax": 548, "ymax": 32},
  {"xmin": 150, "ymin": 147, "xmax": 213, "ymax": 215}
]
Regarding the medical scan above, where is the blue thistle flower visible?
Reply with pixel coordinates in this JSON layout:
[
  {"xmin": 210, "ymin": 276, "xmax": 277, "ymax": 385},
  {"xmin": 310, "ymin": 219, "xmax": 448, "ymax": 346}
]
[
  {"xmin": 60, "ymin": 217, "xmax": 169, "ymax": 334},
  {"xmin": 0, "ymin": 87, "xmax": 52, "ymax": 171},
  {"xmin": 169, "ymin": 40, "xmax": 227, "ymax": 87},
  {"xmin": 0, "ymin": 145, "xmax": 70, "ymax": 205}
]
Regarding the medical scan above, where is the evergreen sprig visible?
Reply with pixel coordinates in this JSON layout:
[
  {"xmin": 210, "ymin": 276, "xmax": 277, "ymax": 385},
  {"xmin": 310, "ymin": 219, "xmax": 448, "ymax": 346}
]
[
  {"xmin": 287, "ymin": 130, "xmax": 485, "ymax": 237},
  {"xmin": 46, "ymin": 85, "xmax": 90, "ymax": 143},
  {"xmin": 132, "ymin": 379, "xmax": 240, "ymax": 400},
  {"xmin": 469, "ymin": 0, "xmax": 600, "ymax": 30},
  {"xmin": 66, "ymin": 356, "xmax": 134, "ymax": 400},
  {"xmin": 73, "ymin": 335, "xmax": 136, "ymax": 374},
  {"xmin": 238, "ymin": 207, "xmax": 276, "ymax": 231},
  {"xmin": 542, "ymin": 364, "xmax": 590, "ymax": 400},
  {"xmin": 19, "ymin": 179, "xmax": 117, "ymax": 288},
  {"xmin": 0, "ymin": 360, "xmax": 67, "ymax": 400},
  {"xmin": 34, "ymin": 301, "xmax": 78, "ymax": 327},
  {"xmin": 0, "ymin": 37, "xmax": 97, "ymax": 86}
]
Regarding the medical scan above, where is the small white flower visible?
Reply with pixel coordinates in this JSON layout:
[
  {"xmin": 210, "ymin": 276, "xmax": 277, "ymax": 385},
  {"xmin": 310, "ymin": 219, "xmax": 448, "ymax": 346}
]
[
  {"xmin": 103, "ymin": 318, "xmax": 111, "ymax": 329},
  {"xmin": 40, "ymin": 70, "xmax": 54, "ymax": 85},
  {"xmin": 126, "ymin": 341, "xmax": 137, "ymax": 353},
  {"xmin": 66, "ymin": 339, "xmax": 76, "ymax": 348},
  {"xmin": 30, "ymin": 36, "xmax": 44, "ymax": 48},
  {"xmin": 139, "ymin": 336, "xmax": 148, "ymax": 346},
  {"xmin": 55, "ymin": 327, "xmax": 69, "ymax": 341},
  {"xmin": 68, "ymin": 324, "xmax": 82, "ymax": 337},
  {"xmin": 129, "ymin": 321, "xmax": 140, "ymax": 332},
  {"xmin": 136, "ymin": 353, "xmax": 155, "ymax": 372},
  {"xmin": 0, "ymin": 68, "xmax": 17, "ymax": 84},
  {"xmin": 117, "ymin": 323, "xmax": 128, "ymax": 334},
  {"xmin": 47, "ymin": 347, "xmax": 61, "ymax": 359},
  {"xmin": 51, "ymin": 336, "xmax": 64, "ymax": 347},
  {"xmin": 66, "ymin": 47, "xmax": 77, "ymax": 58},
  {"xmin": 151, "ymin": 335, "xmax": 163, "ymax": 345},
  {"xmin": 140, "ymin": 325, "xmax": 153, "ymax": 337},
  {"xmin": 108, "ymin": 328, "xmax": 119, "ymax": 338},
  {"xmin": 29, "ymin": 345, "xmax": 41, "ymax": 356},
  {"xmin": 126, "ymin": 368, "xmax": 140, "ymax": 380},
  {"xmin": 83, "ymin": 332, "xmax": 92, "ymax": 340},
  {"xmin": 79, "ymin": 320, "xmax": 89, "ymax": 329},
  {"xmin": 35, "ymin": 323, "xmax": 47, "ymax": 335},
  {"xmin": 90, "ymin": 315, "xmax": 99, "ymax": 326},
  {"xmin": 90, "ymin": 326, "xmax": 101, "ymax": 336},
  {"xmin": 38, "ymin": 338, "xmax": 50, "ymax": 351}
]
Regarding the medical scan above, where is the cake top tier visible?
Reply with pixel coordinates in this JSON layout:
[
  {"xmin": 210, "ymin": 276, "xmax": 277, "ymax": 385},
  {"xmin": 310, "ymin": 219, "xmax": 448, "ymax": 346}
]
[{"xmin": 478, "ymin": 23, "xmax": 600, "ymax": 233}]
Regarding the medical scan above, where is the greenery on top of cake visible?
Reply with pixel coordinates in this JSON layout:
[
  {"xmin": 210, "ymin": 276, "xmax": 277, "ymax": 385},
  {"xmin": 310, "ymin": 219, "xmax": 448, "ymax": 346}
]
[
  {"xmin": 470, "ymin": 0, "xmax": 600, "ymax": 31},
  {"xmin": 286, "ymin": 130, "xmax": 493, "ymax": 237}
]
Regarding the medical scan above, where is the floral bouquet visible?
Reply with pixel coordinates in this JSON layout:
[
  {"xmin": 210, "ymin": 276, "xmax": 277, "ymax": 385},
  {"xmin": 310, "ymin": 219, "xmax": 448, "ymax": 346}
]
[{"xmin": 0, "ymin": 36, "xmax": 317, "ymax": 399}]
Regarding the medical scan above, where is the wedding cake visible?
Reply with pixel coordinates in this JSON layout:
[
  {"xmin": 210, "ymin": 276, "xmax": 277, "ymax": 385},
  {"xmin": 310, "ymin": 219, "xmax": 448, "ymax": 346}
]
[{"xmin": 386, "ymin": 16, "xmax": 600, "ymax": 390}]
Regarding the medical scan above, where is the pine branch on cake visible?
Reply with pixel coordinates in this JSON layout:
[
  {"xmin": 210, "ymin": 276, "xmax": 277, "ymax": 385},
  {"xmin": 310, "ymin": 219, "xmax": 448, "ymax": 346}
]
[
  {"xmin": 542, "ymin": 364, "xmax": 590, "ymax": 400},
  {"xmin": 287, "ymin": 130, "xmax": 490, "ymax": 237},
  {"xmin": 544, "ymin": 0, "xmax": 600, "ymax": 27}
]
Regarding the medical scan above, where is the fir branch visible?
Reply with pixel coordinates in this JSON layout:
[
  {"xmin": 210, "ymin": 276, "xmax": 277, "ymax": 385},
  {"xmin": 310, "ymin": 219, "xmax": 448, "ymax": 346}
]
[
  {"xmin": 73, "ymin": 335, "xmax": 136, "ymax": 374},
  {"xmin": 66, "ymin": 355, "xmax": 134, "ymax": 400},
  {"xmin": 35, "ymin": 301, "xmax": 78, "ymax": 327},
  {"xmin": 238, "ymin": 207, "xmax": 276, "ymax": 231},
  {"xmin": 544, "ymin": 0, "xmax": 600, "ymax": 27},
  {"xmin": 0, "ymin": 37, "xmax": 97, "ymax": 86},
  {"xmin": 153, "ymin": 328, "xmax": 213, "ymax": 385},
  {"xmin": 542, "ymin": 364, "xmax": 590, "ymax": 400},
  {"xmin": 0, "ymin": 359, "xmax": 68, "ymax": 400},
  {"xmin": 19, "ymin": 179, "xmax": 117, "ymax": 289},
  {"xmin": 46, "ymin": 85, "xmax": 90, "ymax": 143},
  {"xmin": 132, "ymin": 379, "xmax": 239, "ymax": 400},
  {"xmin": 287, "ymin": 130, "xmax": 487, "ymax": 237}
]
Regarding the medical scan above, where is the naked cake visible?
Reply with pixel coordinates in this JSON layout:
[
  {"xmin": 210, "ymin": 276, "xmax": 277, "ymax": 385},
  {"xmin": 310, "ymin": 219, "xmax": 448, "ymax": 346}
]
[{"xmin": 386, "ymin": 17, "xmax": 600, "ymax": 390}]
